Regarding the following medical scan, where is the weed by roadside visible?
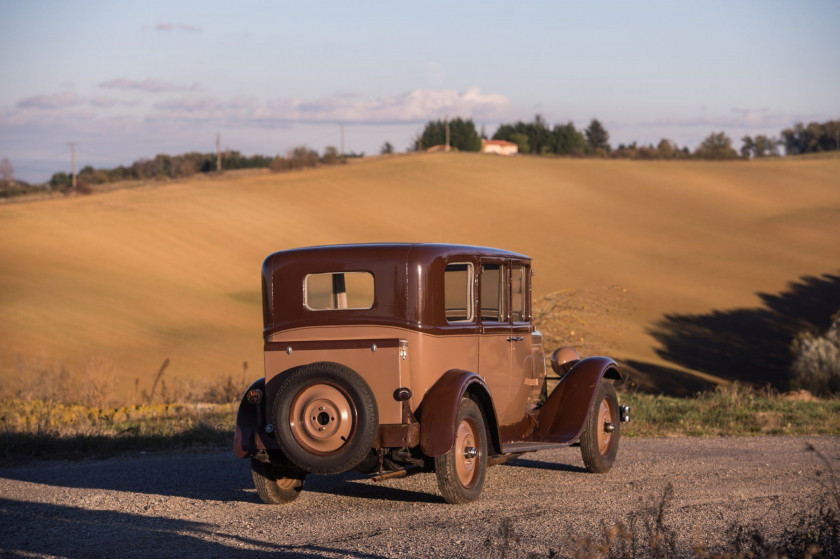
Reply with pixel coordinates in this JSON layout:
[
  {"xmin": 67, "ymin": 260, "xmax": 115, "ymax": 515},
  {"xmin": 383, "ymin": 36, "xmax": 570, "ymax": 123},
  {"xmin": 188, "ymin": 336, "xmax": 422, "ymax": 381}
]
[
  {"xmin": 483, "ymin": 444, "xmax": 839, "ymax": 558},
  {"xmin": 0, "ymin": 399, "xmax": 235, "ymax": 463}
]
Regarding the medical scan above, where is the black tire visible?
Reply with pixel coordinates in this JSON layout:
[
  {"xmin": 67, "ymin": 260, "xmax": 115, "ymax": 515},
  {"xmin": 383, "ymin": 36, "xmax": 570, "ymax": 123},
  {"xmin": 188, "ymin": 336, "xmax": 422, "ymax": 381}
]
[
  {"xmin": 580, "ymin": 381, "xmax": 620, "ymax": 473},
  {"xmin": 251, "ymin": 459, "xmax": 305, "ymax": 504},
  {"xmin": 272, "ymin": 362, "xmax": 378, "ymax": 475},
  {"xmin": 434, "ymin": 398, "xmax": 488, "ymax": 504}
]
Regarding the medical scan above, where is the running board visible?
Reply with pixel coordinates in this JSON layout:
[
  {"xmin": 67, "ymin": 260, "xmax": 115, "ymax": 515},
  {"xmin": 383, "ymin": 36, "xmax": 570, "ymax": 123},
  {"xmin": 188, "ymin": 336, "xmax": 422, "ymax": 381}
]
[{"xmin": 501, "ymin": 441, "xmax": 573, "ymax": 454}]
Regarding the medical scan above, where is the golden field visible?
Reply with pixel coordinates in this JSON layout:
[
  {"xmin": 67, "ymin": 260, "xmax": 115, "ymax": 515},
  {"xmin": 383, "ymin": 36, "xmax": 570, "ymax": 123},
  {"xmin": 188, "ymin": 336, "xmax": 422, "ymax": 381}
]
[{"xmin": 1, "ymin": 153, "xmax": 838, "ymax": 398}]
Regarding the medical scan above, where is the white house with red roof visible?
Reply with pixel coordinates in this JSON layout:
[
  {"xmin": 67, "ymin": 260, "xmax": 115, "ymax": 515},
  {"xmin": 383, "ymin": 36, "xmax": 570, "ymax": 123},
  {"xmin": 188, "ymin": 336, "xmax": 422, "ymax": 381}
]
[{"xmin": 481, "ymin": 139, "xmax": 518, "ymax": 156}]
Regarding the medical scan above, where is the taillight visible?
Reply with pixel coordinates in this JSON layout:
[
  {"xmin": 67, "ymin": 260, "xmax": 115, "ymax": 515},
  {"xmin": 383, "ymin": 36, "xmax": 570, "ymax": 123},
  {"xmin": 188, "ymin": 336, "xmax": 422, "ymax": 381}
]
[{"xmin": 246, "ymin": 388, "xmax": 263, "ymax": 405}]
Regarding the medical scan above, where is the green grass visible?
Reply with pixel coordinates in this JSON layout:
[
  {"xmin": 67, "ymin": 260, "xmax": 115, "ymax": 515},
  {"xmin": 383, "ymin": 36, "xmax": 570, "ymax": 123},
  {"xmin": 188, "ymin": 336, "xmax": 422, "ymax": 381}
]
[
  {"xmin": 622, "ymin": 384, "xmax": 840, "ymax": 437},
  {"xmin": 1, "ymin": 384, "xmax": 837, "ymax": 465},
  {"xmin": 0, "ymin": 399, "xmax": 235, "ymax": 464}
]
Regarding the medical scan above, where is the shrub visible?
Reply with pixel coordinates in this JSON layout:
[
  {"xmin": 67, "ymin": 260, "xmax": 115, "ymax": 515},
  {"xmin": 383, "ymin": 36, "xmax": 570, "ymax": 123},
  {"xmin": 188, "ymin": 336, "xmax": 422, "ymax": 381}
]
[{"xmin": 791, "ymin": 313, "xmax": 840, "ymax": 396}]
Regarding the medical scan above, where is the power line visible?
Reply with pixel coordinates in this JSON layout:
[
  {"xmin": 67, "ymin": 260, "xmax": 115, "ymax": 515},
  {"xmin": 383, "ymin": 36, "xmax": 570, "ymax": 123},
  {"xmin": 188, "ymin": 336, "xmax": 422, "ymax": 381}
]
[{"xmin": 69, "ymin": 142, "xmax": 77, "ymax": 190}]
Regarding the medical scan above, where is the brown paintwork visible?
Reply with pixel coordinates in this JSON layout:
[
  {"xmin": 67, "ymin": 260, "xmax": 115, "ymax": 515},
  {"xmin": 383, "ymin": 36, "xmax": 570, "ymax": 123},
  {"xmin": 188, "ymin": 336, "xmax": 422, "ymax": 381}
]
[
  {"xmin": 418, "ymin": 369, "xmax": 495, "ymax": 457},
  {"xmin": 376, "ymin": 423, "xmax": 420, "ymax": 448},
  {"xmin": 261, "ymin": 243, "xmax": 528, "ymax": 337},
  {"xmin": 529, "ymin": 357, "xmax": 619, "ymax": 445},
  {"xmin": 265, "ymin": 339, "xmax": 401, "ymax": 352},
  {"xmin": 237, "ymin": 243, "xmax": 625, "ymax": 478},
  {"xmin": 233, "ymin": 377, "xmax": 266, "ymax": 458}
]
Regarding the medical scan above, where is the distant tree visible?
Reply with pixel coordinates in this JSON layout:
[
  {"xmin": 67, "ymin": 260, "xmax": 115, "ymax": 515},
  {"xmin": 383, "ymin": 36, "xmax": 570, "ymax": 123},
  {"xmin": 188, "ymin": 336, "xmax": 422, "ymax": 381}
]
[
  {"xmin": 740, "ymin": 136, "xmax": 754, "ymax": 159},
  {"xmin": 509, "ymin": 133, "xmax": 530, "ymax": 154},
  {"xmin": 269, "ymin": 156, "xmax": 289, "ymax": 173},
  {"xmin": 0, "ymin": 158, "xmax": 14, "ymax": 182},
  {"xmin": 584, "ymin": 119, "xmax": 610, "ymax": 153},
  {"xmin": 781, "ymin": 120, "xmax": 840, "ymax": 155},
  {"xmin": 753, "ymin": 135, "xmax": 768, "ymax": 158},
  {"xmin": 288, "ymin": 146, "xmax": 319, "ymax": 169},
  {"xmin": 492, "ymin": 115, "xmax": 553, "ymax": 155},
  {"xmin": 380, "ymin": 142, "xmax": 394, "ymax": 155},
  {"xmin": 656, "ymin": 139, "xmax": 679, "ymax": 159},
  {"xmin": 416, "ymin": 118, "xmax": 482, "ymax": 152},
  {"xmin": 694, "ymin": 131, "xmax": 738, "ymax": 160},
  {"xmin": 321, "ymin": 146, "xmax": 340, "ymax": 164},
  {"xmin": 553, "ymin": 123, "xmax": 587, "ymax": 155},
  {"xmin": 50, "ymin": 171, "xmax": 71, "ymax": 190}
]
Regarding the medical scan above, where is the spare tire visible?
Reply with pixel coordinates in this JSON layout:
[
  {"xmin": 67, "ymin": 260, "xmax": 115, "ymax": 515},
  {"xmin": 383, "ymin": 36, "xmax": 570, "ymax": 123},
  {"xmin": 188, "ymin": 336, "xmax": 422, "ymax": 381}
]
[{"xmin": 272, "ymin": 362, "xmax": 378, "ymax": 474}]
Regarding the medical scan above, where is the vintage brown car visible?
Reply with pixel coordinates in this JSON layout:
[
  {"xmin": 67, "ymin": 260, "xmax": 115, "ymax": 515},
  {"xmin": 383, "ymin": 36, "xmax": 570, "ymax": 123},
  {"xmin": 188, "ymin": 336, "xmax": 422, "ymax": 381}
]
[{"xmin": 234, "ymin": 243, "xmax": 629, "ymax": 504}]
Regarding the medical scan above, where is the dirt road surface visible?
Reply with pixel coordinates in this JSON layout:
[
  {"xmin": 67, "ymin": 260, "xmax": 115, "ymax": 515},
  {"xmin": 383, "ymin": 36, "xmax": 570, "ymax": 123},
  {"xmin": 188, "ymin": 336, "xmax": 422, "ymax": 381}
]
[{"xmin": 1, "ymin": 436, "xmax": 837, "ymax": 558}]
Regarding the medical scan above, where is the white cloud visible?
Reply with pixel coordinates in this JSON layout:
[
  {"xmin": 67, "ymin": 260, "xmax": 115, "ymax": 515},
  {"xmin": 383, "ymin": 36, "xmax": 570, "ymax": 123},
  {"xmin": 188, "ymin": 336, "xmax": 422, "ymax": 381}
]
[
  {"xmin": 16, "ymin": 91, "xmax": 86, "ymax": 110},
  {"xmin": 150, "ymin": 87, "xmax": 514, "ymax": 125},
  {"xmin": 90, "ymin": 97, "xmax": 140, "ymax": 108},
  {"xmin": 645, "ymin": 108, "xmax": 796, "ymax": 130},
  {"xmin": 152, "ymin": 23, "xmax": 202, "ymax": 32},
  {"xmin": 99, "ymin": 78, "xmax": 202, "ymax": 93}
]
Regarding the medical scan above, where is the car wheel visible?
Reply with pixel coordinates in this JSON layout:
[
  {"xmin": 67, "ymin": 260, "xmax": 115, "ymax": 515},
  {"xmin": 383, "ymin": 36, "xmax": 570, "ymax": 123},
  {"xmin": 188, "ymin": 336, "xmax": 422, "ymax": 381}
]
[
  {"xmin": 580, "ymin": 381, "xmax": 620, "ymax": 473},
  {"xmin": 434, "ymin": 397, "xmax": 488, "ymax": 504},
  {"xmin": 272, "ymin": 362, "xmax": 378, "ymax": 475},
  {"xmin": 251, "ymin": 459, "xmax": 305, "ymax": 504}
]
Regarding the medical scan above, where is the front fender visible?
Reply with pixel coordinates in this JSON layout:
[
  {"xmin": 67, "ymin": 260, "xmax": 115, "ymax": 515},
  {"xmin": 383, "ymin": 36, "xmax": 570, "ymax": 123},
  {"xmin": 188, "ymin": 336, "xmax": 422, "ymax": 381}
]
[
  {"xmin": 532, "ymin": 357, "xmax": 620, "ymax": 444},
  {"xmin": 419, "ymin": 369, "xmax": 494, "ymax": 457},
  {"xmin": 233, "ymin": 377, "xmax": 266, "ymax": 458}
]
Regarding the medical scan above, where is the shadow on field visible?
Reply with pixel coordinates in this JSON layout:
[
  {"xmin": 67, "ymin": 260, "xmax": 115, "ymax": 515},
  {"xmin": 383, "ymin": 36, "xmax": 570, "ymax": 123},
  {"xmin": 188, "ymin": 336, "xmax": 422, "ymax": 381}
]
[
  {"xmin": 617, "ymin": 360, "xmax": 715, "ymax": 396},
  {"xmin": 0, "ymin": 497, "xmax": 390, "ymax": 558},
  {"xmin": 647, "ymin": 271, "xmax": 840, "ymax": 391}
]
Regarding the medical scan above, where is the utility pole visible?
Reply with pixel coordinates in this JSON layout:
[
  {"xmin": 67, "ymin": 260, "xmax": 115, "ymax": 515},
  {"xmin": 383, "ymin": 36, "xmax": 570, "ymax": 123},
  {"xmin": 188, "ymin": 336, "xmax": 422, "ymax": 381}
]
[
  {"xmin": 340, "ymin": 124, "xmax": 345, "ymax": 157},
  {"xmin": 69, "ymin": 142, "xmax": 77, "ymax": 190},
  {"xmin": 445, "ymin": 116, "xmax": 450, "ymax": 152},
  {"xmin": 216, "ymin": 133, "xmax": 222, "ymax": 173}
]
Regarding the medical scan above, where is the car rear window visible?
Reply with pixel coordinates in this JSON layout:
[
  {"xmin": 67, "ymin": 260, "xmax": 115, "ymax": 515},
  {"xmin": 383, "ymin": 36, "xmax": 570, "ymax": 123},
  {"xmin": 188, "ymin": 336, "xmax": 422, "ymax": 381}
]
[{"xmin": 305, "ymin": 272, "xmax": 374, "ymax": 310}]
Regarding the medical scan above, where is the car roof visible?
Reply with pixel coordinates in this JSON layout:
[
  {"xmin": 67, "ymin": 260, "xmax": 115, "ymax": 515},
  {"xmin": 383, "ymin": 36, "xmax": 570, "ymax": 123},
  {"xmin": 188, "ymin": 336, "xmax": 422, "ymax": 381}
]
[{"xmin": 271, "ymin": 243, "xmax": 530, "ymax": 261}]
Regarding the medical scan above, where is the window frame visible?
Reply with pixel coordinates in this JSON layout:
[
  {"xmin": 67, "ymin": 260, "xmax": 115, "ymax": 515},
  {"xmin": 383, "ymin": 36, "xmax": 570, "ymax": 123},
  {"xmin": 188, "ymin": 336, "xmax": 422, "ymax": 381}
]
[
  {"xmin": 302, "ymin": 271, "xmax": 375, "ymax": 311},
  {"xmin": 443, "ymin": 261, "xmax": 475, "ymax": 324},
  {"xmin": 479, "ymin": 260, "xmax": 508, "ymax": 324}
]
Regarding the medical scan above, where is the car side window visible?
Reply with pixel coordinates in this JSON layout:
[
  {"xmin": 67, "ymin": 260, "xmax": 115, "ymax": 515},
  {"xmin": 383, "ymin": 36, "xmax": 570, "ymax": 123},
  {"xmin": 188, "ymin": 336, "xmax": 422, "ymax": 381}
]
[
  {"xmin": 480, "ymin": 263, "xmax": 506, "ymax": 322},
  {"xmin": 444, "ymin": 263, "xmax": 474, "ymax": 322},
  {"xmin": 511, "ymin": 264, "xmax": 527, "ymax": 322}
]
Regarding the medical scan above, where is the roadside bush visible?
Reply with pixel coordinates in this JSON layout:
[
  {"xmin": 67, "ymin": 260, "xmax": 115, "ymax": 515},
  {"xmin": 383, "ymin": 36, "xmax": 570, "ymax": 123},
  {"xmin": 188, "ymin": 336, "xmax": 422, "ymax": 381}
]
[{"xmin": 791, "ymin": 313, "xmax": 840, "ymax": 396}]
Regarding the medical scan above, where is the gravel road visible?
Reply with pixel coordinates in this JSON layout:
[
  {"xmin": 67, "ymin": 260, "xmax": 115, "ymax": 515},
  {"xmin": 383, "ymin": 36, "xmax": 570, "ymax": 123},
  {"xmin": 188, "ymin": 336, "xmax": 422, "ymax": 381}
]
[{"xmin": 1, "ymin": 436, "xmax": 837, "ymax": 558}]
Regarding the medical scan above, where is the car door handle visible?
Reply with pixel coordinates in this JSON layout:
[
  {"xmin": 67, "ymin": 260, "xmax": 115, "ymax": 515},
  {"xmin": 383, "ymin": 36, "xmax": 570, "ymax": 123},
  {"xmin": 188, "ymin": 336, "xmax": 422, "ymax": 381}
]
[{"xmin": 507, "ymin": 336, "xmax": 524, "ymax": 342}]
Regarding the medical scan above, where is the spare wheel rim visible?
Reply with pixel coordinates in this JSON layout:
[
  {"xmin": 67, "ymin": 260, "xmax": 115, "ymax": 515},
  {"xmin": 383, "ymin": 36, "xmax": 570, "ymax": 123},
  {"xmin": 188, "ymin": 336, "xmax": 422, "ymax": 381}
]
[{"xmin": 289, "ymin": 383, "xmax": 355, "ymax": 455}]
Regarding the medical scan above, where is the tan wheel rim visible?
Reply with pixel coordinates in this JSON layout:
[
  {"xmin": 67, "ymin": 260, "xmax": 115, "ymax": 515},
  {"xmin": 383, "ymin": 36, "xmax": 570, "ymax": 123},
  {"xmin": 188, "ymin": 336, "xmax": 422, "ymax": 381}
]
[
  {"xmin": 275, "ymin": 477, "xmax": 298, "ymax": 490},
  {"xmin": 454, "ymin": 417, "xmax": 481, "ymax": 488},
  {"xmin": 596, "ymin": 398, "xmax": 616, "ymax": 456},
  {"xmin": 289, "ymin": 383, "xmax": 355, "ymax": 455}
]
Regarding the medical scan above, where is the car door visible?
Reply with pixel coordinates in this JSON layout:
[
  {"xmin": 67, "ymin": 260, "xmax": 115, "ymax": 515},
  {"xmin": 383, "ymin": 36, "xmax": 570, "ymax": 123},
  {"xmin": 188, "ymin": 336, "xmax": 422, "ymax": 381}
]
[
  {"xmin": 508, "ymin": 261, "xmax": 537, "ymax": 414},
  {"xmin": 477, "ymin": 259, "xmax": 515, "ymax": 423}
]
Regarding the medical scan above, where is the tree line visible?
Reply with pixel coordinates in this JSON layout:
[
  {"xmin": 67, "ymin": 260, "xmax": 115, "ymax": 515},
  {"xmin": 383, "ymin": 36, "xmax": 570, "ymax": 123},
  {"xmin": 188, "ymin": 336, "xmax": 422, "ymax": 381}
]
[
  {"xmin": 2, "ymin": 118, "xmax": 838, "ymax": 199},
  {"xmin": 412, "ymin": 117, "xmax": 840, "ymax": 161},
  {"xmin": 45, "ymin": 146, "xmax": 360, "ymax": 194}
]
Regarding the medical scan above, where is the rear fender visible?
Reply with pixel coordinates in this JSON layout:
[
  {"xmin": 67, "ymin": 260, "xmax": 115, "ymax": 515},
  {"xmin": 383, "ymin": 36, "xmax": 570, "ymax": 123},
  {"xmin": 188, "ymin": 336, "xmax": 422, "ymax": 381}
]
[
  {"xmin": 533, "ymin": 357, "xmax": 620, "ymax": 444},
  {"xmin": 233, "ymin": 377, "xmax": 266, "ymax": 458},
  {"xmin": 419, "ymin": 369, "xmax": 500, "ymax": 457}
]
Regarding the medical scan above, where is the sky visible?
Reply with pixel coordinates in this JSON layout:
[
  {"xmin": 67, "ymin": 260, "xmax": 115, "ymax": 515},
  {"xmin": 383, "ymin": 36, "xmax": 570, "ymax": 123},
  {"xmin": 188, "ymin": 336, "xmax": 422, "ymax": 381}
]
[{"xmin": 1, "ymin": 0, "xmax": 838, "ymax": 182}]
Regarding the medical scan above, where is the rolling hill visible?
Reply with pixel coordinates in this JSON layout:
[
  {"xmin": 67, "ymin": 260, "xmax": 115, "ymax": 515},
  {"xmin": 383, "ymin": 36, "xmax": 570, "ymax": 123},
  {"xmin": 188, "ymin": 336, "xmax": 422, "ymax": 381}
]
[{"xmin": 1, "ymin": 153, "xmax": 838, "ymax": 398}]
